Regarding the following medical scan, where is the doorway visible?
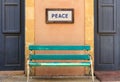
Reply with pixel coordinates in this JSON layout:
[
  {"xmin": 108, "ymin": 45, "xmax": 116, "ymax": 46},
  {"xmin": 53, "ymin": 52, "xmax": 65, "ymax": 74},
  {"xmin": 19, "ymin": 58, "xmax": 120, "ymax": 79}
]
[
  {"xmin": 95, "ymin": 0, "xmax": 120, "ymax": 70},
  {"xmin": 0, "ymin": 0, "xmax": 24, "ymax": 70}
]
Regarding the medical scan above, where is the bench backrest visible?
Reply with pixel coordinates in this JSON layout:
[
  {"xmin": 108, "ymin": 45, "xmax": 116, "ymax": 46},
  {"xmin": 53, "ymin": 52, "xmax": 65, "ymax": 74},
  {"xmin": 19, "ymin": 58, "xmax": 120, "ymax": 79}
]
[
  {"xmin": 29, "ymin": 45, "xmax": 91, "ymax": 60},
  {"xmin": 29, "ymin": 45, "xmax": 90, "ymax": 51},
  {"xmin": 29, "ymin": 55, "xmax": 90, "ymax": 60}
]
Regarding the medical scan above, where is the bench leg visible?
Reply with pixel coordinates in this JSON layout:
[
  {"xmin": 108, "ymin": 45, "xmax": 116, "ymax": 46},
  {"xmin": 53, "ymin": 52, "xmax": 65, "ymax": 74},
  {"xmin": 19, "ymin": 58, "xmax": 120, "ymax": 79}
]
[
  {"xmin": 91, "ymin": 64, "xmax": 94, "ymax": 82},
  {"xmin": 27, "ymin": 60, "xmax": 30, "ymax": 82},
  {"xmin": 90, "ymin": 57, "xmax": 94, "ymax": 82}
]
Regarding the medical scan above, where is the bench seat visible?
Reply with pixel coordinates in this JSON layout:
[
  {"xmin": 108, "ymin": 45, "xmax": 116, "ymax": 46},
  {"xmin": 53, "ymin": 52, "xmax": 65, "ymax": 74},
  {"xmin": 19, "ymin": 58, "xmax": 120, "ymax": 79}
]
[{"xmin": 29, "ymin": 62, "xmax": 91, "ymax": 67}]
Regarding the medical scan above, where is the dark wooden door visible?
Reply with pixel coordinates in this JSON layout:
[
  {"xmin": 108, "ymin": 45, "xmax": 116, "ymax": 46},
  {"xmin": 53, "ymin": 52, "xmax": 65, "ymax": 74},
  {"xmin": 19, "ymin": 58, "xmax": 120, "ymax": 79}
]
[
  {"xmin": 95, "ymin": 0, "xmax": 120, "ymax": 70},
  {"xmin": 0, "ymin": 0, "xmax": 24, "ymax": 70}
]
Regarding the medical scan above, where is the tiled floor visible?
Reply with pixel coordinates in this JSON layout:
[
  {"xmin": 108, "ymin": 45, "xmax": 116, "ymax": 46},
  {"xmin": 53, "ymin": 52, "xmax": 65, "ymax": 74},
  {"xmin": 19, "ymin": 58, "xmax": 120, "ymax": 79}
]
[
  {"xmin": 0, "ymin": 75, "xmax": 100, "ymax": 82},
  {"xmin": 95, "ymin": 71, "xmax": 120, "ymax": 82}
]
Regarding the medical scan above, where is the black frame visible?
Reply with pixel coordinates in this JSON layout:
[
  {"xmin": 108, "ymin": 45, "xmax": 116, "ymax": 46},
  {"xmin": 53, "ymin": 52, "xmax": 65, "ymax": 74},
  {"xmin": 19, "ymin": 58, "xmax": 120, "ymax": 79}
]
[{"xmin": 46, "ymin": 8, "xmax": 74, "ymax": 24}]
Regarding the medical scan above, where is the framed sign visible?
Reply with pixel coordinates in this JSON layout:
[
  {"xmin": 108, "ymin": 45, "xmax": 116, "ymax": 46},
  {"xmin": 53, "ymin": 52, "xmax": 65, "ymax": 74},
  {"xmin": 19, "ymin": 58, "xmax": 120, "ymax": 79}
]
[{"xmin": 46, "ymin": 8, "xmax": 74, "ymax": 24}]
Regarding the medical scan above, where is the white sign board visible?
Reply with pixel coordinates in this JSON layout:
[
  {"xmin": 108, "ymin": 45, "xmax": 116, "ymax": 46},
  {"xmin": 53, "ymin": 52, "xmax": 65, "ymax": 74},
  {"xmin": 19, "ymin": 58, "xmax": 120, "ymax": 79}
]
[{"xmin": 46, "ymin": 9, "xmax": 74, "ymax": 23}]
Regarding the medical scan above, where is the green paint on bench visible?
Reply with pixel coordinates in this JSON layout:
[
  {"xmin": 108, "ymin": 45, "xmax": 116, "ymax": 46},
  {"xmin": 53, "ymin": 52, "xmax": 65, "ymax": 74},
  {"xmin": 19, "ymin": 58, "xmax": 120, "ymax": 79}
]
[
  {"xmin": 30, "ymin": 54, "xmax": 90, "ymax": 60},
  {"xmin": 29, "ymin": 62, "xmax": 91, "ymax": 67},
  {"xmin": 27, "ymin": 45, "xmax": 94, "ymax": 82},
  {"xmin": 29, "ymin": 45, "xmax": 90, "ymax": 50}
]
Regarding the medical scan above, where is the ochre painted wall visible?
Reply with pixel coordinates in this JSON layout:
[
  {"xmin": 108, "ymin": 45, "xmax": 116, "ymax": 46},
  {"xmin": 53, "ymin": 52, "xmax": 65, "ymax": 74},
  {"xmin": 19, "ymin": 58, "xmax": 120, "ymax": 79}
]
[
  {"xmin": 35, "ymin": 0, "xmax": 85, "ymax": 45},
  {"xmin": 85, "ymin": 0, "xmax": 94, "ymax": 74},
  {"xmin": 25, "ymin": 0, "xmax": 35, "ymax": 73},
  {"xmin": 25, "ymin": 0, "xmax": 94, "ymax": 75},
  {"xmin": 35, "ymin": 0, "xmax": 85, "ymax": 76}
]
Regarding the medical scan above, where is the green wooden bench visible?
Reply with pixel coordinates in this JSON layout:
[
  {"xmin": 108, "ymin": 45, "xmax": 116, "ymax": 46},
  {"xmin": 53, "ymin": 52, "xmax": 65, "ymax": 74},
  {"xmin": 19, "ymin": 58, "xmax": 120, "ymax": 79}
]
[{"xmin": 27, "ymin": 45, "xmax": 94, "ymax": 82}]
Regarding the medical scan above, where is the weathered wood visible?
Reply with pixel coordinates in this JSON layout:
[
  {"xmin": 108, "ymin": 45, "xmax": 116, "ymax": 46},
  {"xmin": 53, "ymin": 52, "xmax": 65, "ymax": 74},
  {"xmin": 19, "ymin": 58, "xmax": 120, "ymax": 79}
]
[
  {"xmin": 29, "ymin": 54, "xmax": 90, "ymax": 60},
  {"xmin": 29, "ymin": 45, "xmax": 90, "ymax": 50},
  {"xmin": 27, "ymin": 45, "xmax": 94, "ymax": 82}
]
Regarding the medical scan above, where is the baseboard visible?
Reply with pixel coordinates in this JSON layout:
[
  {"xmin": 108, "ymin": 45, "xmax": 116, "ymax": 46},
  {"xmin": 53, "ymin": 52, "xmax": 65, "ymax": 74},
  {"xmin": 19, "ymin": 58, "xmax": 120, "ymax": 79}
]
[
  {"xmin": 31, "ymin": 75, "xmax": 96, "ymax": 79},
  {"xmin": 0, "ymin": 71, "xmax": 24, "ymax": 75}
]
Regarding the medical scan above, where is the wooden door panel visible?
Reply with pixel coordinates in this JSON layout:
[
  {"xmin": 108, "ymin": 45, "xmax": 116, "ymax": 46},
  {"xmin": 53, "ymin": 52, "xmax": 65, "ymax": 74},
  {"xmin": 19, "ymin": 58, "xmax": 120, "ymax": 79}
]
[
  {"xmin": 2, "ymin": 0, "xmax": 20, "ymax": 33},
  {"xmin": 0, "ymin": 0, "xmax": 24, "ymax": 70},
  {"xmin": 95, "ymin": 0, "xmax": 119, "ymax": 70}
]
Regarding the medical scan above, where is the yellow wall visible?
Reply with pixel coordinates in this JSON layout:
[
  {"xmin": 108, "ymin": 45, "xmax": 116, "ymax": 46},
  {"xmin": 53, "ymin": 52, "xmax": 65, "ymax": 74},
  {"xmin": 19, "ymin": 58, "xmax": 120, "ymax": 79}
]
[
  {"xmin": 25, "ymin": 0, "xmax": 94, "ymax": 75},
  {"xmin": 85, "ymin": 0, "xmax": 94, "ymax": 73},
  {"xmin": 85, "ymin": 0, "xmax": 94, "ymax": 66},
  {"xmin": 25, "ymin": 0, "xmax": 35, "ymax": 73},
  {"xmin": 35, "ymin": 0, "xmax": 85, "ymax": 45},
  {"xmin": 35, "ymin": 0, "xmax": 85, "ymax": 76}
]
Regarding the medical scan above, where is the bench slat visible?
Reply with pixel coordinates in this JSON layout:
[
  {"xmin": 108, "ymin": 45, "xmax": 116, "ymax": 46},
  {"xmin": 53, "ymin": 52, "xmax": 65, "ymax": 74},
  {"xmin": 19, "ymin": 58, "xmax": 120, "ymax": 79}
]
[
  {"xmin": 29, "ymin": 62, "xmax": 91, "ymax": 67},
  {"xmin": 30, "ymin": 55, "xmax": 90, "ymax": 60},
  {"xmin": 29, "ymin": 45, "xmax": 90, "ymax": 50}
]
